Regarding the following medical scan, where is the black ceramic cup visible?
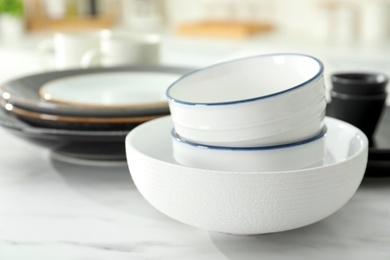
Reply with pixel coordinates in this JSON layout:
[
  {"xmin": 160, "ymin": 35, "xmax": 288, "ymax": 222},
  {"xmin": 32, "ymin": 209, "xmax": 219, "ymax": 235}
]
[
  {"xmin": 331, "ymin": 72, "xmax": 388, "ymax": 95},
  {"xmin": 327, "ymin": 72, "xmax": 389, "ymax": 146}
]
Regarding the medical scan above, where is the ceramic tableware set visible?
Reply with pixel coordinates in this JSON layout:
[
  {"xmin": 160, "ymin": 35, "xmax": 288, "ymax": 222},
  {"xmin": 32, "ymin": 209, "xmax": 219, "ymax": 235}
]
[
  {"xmin": 0, "ymin": 66, "xmax": 191, "ymax": 161},
  {"xmin": 126, "ymin": 53, "xmax": 369, "ymax": 235}
]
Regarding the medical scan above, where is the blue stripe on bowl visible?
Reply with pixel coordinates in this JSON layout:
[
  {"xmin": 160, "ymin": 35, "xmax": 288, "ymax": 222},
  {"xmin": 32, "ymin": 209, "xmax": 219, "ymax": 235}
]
[{"xmin": 171, "ymin": 125, "xmax": 327, "ymax": 151}]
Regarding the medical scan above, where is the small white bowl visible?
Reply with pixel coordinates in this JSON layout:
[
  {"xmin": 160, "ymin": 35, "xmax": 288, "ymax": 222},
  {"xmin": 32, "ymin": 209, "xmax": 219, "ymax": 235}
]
[
  {"xmin": 167, "ymin": 53, "xmax": 325, "ymax": 147},
  {"xmin": 174, "ymin": 94, "xmax": 326, "ymax": 147},
  {"xmin": 171, "ymin": 126, "xmax": 327, "ymax": 172},
  {"xmin": 125, "ymin": 116, "xmax": 368, "ymax": 235}
]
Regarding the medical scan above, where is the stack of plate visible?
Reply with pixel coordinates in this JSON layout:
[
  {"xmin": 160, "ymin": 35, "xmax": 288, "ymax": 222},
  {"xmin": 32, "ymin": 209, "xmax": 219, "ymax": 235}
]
[{"xmin": 0, "ymin": 65, "xmax": 192, "ymax": 162}]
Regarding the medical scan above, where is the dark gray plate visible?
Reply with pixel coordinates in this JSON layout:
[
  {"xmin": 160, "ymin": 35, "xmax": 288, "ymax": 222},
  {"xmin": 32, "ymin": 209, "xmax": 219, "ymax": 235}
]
[
  {"xmin": 0, "ymin": 65, "xmax": 193, "ymax": 117},
  {"xmin": 0, "ymin": 106, "xmax": 130, "ymax": 161}
]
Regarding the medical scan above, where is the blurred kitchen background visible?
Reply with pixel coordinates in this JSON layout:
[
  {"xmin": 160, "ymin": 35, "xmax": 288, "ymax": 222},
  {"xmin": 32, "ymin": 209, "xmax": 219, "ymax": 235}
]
[{"xmin": 1, "ymin": 0, "xmax": 390, "ymax": 102}]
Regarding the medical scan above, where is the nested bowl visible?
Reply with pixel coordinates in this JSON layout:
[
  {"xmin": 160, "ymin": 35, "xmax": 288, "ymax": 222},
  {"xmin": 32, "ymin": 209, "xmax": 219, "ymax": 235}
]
[
  {"xmin": 125, "ymin": 116, "xmax": 368, "ymax": 235},
  {"xmin": 171, "ymin": 125, "xmax": 327, "ymax": 172},
  {"xmin": 167, "ymin": 53, "xmax": 326, "ymax": 147}
]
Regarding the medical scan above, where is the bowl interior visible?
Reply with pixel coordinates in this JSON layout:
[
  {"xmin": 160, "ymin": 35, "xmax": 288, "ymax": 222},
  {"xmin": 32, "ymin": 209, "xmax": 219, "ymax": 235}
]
[
  {"xmin": 167, "ymin": 54, "xmax": 323, "ymax": 104},
  {"xmin": 127, "ymin": 116, "xmax": 367, "ymax": 171}
]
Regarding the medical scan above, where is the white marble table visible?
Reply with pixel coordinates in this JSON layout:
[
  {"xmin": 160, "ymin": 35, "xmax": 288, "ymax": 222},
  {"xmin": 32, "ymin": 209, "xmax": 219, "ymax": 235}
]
[{"xmin": 0, "ymin": 125, "xmax": 389, "ymax": 260}]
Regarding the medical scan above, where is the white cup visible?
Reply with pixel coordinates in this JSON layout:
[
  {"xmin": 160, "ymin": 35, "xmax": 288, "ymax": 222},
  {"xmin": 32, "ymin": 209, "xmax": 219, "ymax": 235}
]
[
  {"xmin": 81, "ymin": 30, "xmax": 161, "ymax": 68},
  {"xmin": 38, "ymin": 31, "xmax": 100, "ymax": 70}
]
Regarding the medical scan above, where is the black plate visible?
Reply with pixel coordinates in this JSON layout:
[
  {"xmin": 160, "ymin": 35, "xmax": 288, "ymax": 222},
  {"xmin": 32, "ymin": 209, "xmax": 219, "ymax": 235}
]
[
  {"xmin": 0, "ymin": 65, "xmax": 193, "ymax": 117},
  {"xmin": 0, "ymin": 106, "xmax": 130, "ymax": 161}
]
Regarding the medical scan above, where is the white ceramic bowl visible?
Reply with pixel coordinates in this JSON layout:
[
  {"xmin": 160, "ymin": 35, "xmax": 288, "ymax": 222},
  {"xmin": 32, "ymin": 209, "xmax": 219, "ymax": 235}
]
[
  {"xmin": 126, "ymin": 116, "xmax": 368, "ymax": 235},
  {"xmin": 171, "ymin": 126, "xmax": 327, "ymax": 172},
  {"xmin": 167, "ymin": 53, "xmax": 326, "ymax": 147}
]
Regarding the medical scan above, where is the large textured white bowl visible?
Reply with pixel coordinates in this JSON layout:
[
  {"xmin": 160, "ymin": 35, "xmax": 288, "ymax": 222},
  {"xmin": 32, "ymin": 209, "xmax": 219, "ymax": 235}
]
[
  {"xmin": 125, "ymin": 116, "xmax": 368, "ymax": 235},
  {"xmin": 167, "ymin": 53, "xmax": 326, "ymax": 147}
]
